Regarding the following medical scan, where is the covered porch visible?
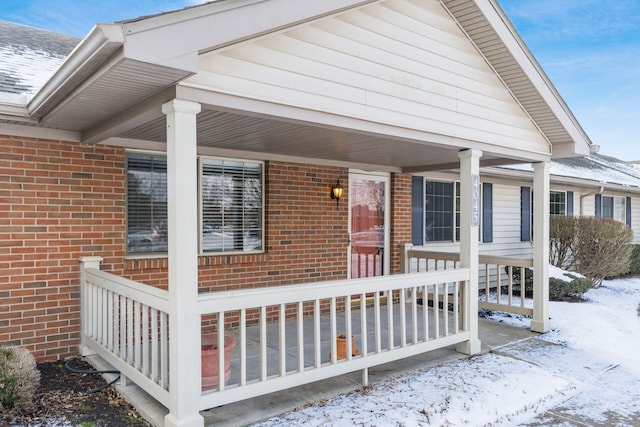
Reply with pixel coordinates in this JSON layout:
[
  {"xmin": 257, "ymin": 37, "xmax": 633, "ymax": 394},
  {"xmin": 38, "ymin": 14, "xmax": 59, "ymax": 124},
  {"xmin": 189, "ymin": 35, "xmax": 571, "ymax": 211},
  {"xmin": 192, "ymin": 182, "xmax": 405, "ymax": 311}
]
[{"xmin": 80, "ymin": 259, "xmax": 536, "ymax": 427}]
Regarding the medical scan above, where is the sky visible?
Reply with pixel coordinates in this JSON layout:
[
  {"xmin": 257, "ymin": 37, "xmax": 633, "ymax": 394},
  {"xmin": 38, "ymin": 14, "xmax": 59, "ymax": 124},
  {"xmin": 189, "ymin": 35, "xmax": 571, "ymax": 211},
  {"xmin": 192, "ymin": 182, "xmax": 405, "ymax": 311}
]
[{"xmin": 1, "ymin": 0, "xmax": 640, "ymax": 160}]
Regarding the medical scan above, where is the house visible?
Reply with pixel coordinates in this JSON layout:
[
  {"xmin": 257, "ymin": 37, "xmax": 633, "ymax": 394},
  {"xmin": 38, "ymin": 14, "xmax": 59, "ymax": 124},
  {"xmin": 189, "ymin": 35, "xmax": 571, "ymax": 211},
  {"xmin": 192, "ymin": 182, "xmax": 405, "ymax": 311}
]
[{"xmin": 0, "ymin": 1, "xmax": 592, "ymax": 426}]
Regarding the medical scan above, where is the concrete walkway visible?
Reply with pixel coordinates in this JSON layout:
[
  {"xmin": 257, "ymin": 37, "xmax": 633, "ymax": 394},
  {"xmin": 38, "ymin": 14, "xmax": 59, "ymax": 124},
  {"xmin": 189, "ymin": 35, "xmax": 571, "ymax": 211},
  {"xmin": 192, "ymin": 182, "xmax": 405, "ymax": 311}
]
[{"xmin": 495, "ymin": 338, "xmax": 640, "ymax": 426}]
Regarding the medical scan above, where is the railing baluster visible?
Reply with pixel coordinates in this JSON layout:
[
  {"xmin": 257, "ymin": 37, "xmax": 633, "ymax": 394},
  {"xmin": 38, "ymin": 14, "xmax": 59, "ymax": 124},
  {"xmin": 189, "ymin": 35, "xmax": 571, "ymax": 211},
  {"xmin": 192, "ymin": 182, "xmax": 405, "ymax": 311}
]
[
  {"xmin": 330, "ymin": 297, "xmax": 337, "ymax": 363},
  {"xmin": 99, "ymin": 287, "xmax": 106, "ymax": 345},
  {"xmin": 454, "ymin": 281, "xmax": 460, "ymax": 333},
  {"xmin": 297, "ymin": 301, "xmax": 304, "ymax": 372},
  {"xmin": 443, "ymin": 283, "xmax": 449, "ymax": 336},
  {"xmin": 422, "ymin": 285, "xmax": 429, "ymax": 341},
  {"xmin": 260, "ymin": 306, "xmax": 267, "ymax": 381},
  {"xmin": 120, "ymin": 295, "xmax": 126, "ymax": 360},
  {"xmin": 127, "ymin": 298, "xmax": 134, "ymax": 365},
  {"xmin": 399, "ymin": 288, "xmax": 406, "ymax": 347},
  {"xmin": 360, "ymin": 293, "xmax": 367, "ymax": 357},
  {"xmin": 279, "ymin": 303, "xmax": 286, "ymax": 376},
  {"xmin": 508, "ymin": 265, "xmax": 514, "ymax": 306},
  {"xmin": 387, "ymin": 290, "xmax": 394, "ymax": 350},
  {"xmin": 374, "ymin": 291, "xmax": 381, "ymax": 353},
  {"xmin": 91, "ymin": 283, "xmax": 97, "ymax": 340},
  {"xmin": 142, "ymin": 304, "xmax": 149, "ymax": 376},
  {"xmin": 134, "ymin": 301, "xmax": 142, "ymax": 370},
  {"xmin": 150, "ymin": 308, "xmax": 158, "ymax": 384},
  {"xmin": 240, "ymin": 308, "xmax": 247, "ymax": 385},
  {"xmin": 411, "ymin": 286, "xmax": 418, "ymax": 345},
  {"xmin": 160, "ymin": 312, "xmax": 168, "ymax": 389},
  {"xmin": 433, "ymin": 284, "xmax": 440, "ymax": 339},
  {"xmin": 218, "ymin": 311, "xmax": 226, "ymax": 391},
  {"xmin": 485, "ymin": 263, "xmax": 491, "ymax": 303},
  {"xmin": 346, "ymin": 295, "xmax": 352, "ymax": 360},
  {"xmin": 314, "ymin": 299, "xmax": 321, "ymax": 368},
  {"xmin": 107, "ymin": 290, "xmax": 114, "ymax": 352}
]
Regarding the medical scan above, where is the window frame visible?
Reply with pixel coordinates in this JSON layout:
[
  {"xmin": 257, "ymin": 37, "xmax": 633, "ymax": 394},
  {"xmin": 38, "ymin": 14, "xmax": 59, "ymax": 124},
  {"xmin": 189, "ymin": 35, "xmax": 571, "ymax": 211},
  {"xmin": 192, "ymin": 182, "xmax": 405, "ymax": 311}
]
[
  {"xmin": 124, "ymin": 150, "xmax": 266, "ymax": 257},
  {"xmin": 601, "ymin": 195, "xmax": 626, "ymax": 223},
  {"xmin": 549, "ymin": 190, "xmax": 567, "ymax": 216},
  {"xmin": 198, "ymin": 155, "xmax": 265, "ymax": 255},
  {"xmin": 418, "ymin": 178, "xmax": 485, "ymax": 244},
  {"xmin": 125, "ymin": 150, "xmax": 169, "ymax": 256}
]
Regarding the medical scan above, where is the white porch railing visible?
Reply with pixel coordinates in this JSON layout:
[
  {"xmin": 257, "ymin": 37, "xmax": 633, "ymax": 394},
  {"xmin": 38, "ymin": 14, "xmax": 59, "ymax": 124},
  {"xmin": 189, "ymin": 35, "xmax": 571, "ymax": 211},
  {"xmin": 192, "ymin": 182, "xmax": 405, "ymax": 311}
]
[
  {"xmin": 401, "ymin": 246, "xmax": 534, "ymax": 318},
  {"xmin": 79, "ymin": 258, "xmax": 171, "ymax": 408},
  {"xmin": 79, "ymin": 257, "xmax": 472, "ymax": 416}
]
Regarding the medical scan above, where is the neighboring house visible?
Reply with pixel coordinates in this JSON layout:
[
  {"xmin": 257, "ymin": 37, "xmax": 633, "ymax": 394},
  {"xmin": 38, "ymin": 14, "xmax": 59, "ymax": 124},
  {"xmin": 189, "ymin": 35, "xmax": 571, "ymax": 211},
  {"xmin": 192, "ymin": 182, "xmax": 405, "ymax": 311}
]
[
  {"xmin": 410, "ymin": 153, "xmax": 640, "ymax": 263},
  {"xmin": 0, "ymin": 1, "xmax": 592, "ymax": 426}
]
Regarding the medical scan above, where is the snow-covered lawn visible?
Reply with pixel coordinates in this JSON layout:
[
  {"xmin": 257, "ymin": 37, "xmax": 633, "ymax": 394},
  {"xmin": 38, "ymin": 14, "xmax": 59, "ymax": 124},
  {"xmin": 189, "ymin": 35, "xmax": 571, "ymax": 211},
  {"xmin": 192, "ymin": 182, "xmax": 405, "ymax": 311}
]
[{"xmin": 255, "ymin": 277, "xmax": 640, "ymax": 426}]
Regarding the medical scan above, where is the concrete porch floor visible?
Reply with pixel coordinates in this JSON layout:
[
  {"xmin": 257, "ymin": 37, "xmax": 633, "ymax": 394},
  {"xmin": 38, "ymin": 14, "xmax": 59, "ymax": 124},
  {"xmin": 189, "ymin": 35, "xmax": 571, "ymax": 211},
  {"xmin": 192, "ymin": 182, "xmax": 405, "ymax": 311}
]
[{"xmin": 87, "ymin": 314, "xmax": 536, "ymax": 427}]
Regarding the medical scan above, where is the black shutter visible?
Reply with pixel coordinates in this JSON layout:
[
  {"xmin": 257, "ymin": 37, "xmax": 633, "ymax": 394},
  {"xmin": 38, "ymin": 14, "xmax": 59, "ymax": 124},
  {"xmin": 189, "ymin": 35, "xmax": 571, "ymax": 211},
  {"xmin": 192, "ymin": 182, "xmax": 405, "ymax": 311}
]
[
  {"xmin": 521, "ymin": 186, "xmax": 531, "ymax": 241},
  {"xmin": 626, "ymin": 196, "xmax": 632, "ymax": 227},
  {"xmin": 482, "ymin": 183, "xmax": 493, "ymax": 243},
  {"xmin": 411, "ymin": 176, "xmax": 424, "ymax": 245},
  {"xmin": 566, "ymin": 191, "xmax": 574, "ymax": 216},
  {"xmin": 595, "ymin": 194, "xmax": 602, "ymax": 217}
]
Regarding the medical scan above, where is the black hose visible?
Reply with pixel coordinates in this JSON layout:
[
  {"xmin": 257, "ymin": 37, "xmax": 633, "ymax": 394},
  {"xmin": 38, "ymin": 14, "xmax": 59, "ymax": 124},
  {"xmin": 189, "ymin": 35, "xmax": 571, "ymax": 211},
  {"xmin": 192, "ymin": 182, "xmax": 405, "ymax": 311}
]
[{"xmin": 64, "ymin": 357, "xmax": 121, "ymax": 394}]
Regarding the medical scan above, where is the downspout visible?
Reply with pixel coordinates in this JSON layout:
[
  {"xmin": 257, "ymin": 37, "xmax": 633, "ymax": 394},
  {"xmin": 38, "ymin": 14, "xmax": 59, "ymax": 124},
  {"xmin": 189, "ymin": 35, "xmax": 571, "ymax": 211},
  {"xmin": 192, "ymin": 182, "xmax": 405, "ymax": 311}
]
[{"xmin": 579, "ymin": 186, "xmax": 604, "ymax": 216}]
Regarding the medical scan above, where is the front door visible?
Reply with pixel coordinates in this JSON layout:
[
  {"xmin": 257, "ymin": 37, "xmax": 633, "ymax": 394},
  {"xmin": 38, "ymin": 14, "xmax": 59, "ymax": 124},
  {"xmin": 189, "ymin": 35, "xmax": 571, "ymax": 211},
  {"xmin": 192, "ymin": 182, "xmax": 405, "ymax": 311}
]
[{"xmin": 348, "ymin": 172, "xmax": 390, "ymax": 279}]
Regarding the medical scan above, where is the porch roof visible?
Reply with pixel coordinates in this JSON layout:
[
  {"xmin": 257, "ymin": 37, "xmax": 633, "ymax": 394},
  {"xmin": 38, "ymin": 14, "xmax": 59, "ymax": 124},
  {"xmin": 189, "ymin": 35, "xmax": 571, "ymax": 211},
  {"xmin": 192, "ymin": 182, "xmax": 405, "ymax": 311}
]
[{"xmin": 0, "ymin": 0, "xmax": 592, "ymax": 171}]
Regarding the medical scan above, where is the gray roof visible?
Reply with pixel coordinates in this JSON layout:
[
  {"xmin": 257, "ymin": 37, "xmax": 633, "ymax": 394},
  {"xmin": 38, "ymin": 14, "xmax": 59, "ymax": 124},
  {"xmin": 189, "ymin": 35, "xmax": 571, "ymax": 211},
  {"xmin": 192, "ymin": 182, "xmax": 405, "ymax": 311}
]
[
  {"xmin": 0, "ymin": 20, "xmax": 80, "ymax": 98},
  {"xmin": 498, "ymin": 153, "xmax": 640, "ymax": 190}
]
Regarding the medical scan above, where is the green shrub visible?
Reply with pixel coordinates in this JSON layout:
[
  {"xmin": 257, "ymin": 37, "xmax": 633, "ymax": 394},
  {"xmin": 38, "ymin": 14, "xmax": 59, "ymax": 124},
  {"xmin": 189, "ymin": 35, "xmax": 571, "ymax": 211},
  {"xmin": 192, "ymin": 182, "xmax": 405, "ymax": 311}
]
[
  {"xmin": 0, "ymin": 346, "xmax": 40, "ymax": 413},
  {"xmin": 549, "ymin": 277, "xmax": 593, "ymax": 299},
  {"xmin": 572, "ymin": 216, "xmax": 633, "ymax": 286},
  {"xmin": 627, "ymin": 244, "xmax": 640, "ymax": 276}
]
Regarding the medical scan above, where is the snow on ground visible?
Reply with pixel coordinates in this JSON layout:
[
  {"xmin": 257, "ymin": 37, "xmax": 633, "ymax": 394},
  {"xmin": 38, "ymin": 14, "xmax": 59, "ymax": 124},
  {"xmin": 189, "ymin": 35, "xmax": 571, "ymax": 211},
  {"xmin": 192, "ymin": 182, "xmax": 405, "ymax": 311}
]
[{"xmin": 255, "ymin": 277, "xmax": 640, "ymax": 426}]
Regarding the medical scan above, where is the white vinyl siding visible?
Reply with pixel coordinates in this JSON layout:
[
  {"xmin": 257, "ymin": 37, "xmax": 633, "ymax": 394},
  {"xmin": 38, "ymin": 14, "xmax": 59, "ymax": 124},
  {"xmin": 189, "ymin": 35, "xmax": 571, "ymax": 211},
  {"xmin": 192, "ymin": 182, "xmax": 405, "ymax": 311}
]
[{"xmin": 190, "ymin": 0, "xmax": 549, "ymax": 156}]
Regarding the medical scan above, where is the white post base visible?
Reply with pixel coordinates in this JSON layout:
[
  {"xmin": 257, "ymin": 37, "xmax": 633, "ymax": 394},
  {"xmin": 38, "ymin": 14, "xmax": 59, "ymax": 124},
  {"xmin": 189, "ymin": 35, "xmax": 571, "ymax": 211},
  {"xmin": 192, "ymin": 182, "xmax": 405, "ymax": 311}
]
[
  {"xmin": 78, "ymin": 344, "xmax": 97, "ymax": 357},
  {"xmin": 164, "ymin": 413, "xmax": 204, "ymax": 427},
  {"xmin": 530, "ymin": 319, "xmax": 551, "ymax": 333},
  {"xmin": 456, "ymin": 339, "xmax": 482, "ymax": 356}
]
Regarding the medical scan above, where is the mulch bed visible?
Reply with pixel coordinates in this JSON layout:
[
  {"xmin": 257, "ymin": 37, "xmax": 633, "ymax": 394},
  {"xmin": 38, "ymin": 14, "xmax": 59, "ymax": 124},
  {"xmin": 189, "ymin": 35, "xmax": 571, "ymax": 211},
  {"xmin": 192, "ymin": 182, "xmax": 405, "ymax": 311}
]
[{"xmin": 1, "ymin": 358, "xmax": 150, "ymax": 427}]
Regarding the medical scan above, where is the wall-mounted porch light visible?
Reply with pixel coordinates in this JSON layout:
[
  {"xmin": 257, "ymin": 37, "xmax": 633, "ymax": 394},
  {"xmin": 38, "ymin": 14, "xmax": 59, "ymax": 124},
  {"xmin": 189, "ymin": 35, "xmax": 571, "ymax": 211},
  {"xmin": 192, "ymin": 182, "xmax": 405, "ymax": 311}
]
[{"xmin": 330, "ymin": 179, "xmax": 343, "ymax": 210}]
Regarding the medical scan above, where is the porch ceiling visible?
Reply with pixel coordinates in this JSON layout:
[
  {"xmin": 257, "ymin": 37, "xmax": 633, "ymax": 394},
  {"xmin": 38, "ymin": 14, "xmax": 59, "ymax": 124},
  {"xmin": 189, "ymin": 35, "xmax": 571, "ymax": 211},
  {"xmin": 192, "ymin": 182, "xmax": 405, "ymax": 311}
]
[{"xmin": 114, "ymin": 106, "xmax": 534, "ymax": 170}]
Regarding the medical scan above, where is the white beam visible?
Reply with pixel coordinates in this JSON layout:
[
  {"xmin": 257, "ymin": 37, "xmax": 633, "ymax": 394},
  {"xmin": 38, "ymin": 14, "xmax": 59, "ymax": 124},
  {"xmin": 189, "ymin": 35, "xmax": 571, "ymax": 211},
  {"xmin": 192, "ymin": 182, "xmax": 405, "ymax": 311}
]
[
  {"xmin": 531, "ymin": 161, "xmax": 551, "ymax": 332},
  {"xmin": 162, "ymin": 99, "xmax": 204, "ymax": 427},
  {"xmin": 456, "ymin": 149, "xmax": 482, "ymax": 355}
]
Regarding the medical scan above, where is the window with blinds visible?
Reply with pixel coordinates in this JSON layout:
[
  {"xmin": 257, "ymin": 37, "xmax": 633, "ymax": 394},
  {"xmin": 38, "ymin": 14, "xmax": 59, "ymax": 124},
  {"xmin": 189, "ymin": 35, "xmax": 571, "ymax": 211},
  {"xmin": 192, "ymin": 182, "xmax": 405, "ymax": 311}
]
[
  {"xmin": 126, "ymin": 153, "xmax": 168, "ymax": 254},
  {"xmin": 200, "ymin": 158, "xmax": 263, "ymax": 253}
]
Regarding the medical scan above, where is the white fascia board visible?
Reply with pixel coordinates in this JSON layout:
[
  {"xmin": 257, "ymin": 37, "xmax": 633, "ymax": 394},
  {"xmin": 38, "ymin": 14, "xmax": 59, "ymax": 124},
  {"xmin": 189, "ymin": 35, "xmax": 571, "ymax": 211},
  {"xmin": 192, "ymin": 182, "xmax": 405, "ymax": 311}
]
[
  {"xmin": 476, "ymin": 0, "xmax": 592, "ymax": 153},
  {"xmin": 0, "ymin": 122, "xmax": 81, "ymax": 142},
  {"xmin": 120, "ymin": 0, "xmax": 375, "ymax": 67},
  {"xmin": 27, "ymin": 24, "xmax": 125, "ymax": 118}
]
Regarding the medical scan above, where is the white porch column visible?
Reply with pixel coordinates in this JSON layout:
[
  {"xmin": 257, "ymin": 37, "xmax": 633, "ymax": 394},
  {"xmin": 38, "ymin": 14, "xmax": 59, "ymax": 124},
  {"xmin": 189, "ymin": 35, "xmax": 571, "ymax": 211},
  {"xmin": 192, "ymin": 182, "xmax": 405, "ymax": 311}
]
[
  {"xmin": 162, "ymin": 99, "xmax": 203, "ymax": 427},
  {"xmin": 531, "ymin": 161, "xmax": 551, "ymax": 333},
  {"xmin": 456, "ymin": 149, "xmax": 482, "ymax": 355}
]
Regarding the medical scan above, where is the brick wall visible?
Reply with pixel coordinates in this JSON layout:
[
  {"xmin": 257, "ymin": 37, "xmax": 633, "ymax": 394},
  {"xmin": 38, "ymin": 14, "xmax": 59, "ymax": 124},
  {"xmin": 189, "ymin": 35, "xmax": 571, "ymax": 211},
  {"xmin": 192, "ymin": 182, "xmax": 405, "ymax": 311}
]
[
  {"xmin": 1, "ymin": 134, "xmax": 412, "ymax": 361},
  {"xmin": 0, "ymin": 136, "xmax": 126, "ymax": 361},
  {"xmin": 390, "ymin": 173, "xmax": 412, "ymax": 274}
]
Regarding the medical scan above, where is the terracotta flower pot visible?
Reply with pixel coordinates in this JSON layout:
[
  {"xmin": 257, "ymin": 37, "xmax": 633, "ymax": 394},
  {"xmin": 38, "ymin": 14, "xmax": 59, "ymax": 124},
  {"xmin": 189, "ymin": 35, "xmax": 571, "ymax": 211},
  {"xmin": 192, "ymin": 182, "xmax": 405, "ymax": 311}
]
[
  {"xmin": 331, "ymin": 334, "xmax": 360, "ymax": 360},
  {"xmin": 201, "ymin": 333, "xmax": 236, "ymax": 390}
]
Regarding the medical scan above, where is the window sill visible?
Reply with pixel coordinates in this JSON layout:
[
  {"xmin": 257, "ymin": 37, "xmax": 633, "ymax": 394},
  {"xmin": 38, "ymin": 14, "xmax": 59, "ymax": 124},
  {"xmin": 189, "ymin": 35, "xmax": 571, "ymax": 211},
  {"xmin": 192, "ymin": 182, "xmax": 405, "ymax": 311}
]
[{"xmin": 124, "ymin": 252, "xmax": 269, "ymax": 271}]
